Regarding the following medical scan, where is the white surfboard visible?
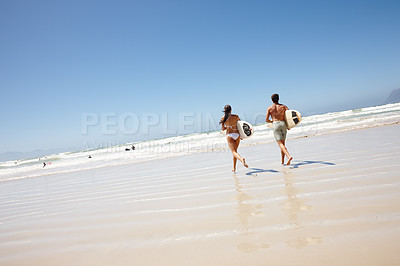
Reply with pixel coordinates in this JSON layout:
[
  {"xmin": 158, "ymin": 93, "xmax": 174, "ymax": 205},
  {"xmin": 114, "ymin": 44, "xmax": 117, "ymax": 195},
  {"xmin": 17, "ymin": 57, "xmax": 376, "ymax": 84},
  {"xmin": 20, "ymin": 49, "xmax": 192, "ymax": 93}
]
[
  {"xmin": 285, "ymin": 110, "xmax": 302, "ymax": 129},
  {"xmin": 266, "ymin": 110, "xmax": 302, "ymax": 129},
  {"xmin": 237, "ymin": 121, "xmax": 254, "ymax": 139}
]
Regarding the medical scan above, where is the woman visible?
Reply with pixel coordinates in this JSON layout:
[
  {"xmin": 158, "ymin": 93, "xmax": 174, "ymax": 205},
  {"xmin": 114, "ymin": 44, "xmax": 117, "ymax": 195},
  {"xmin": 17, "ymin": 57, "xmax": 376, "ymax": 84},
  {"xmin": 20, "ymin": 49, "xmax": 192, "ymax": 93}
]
[{"xmin": 220, "ymin": 105, "xmax": 249, "ymax": 172}]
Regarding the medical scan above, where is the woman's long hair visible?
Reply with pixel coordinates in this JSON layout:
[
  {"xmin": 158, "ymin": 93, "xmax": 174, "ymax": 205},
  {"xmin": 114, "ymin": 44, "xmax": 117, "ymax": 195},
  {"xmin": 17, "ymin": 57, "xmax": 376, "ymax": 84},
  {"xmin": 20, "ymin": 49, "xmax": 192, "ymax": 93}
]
[{"xmin": 220, "ymin": 105, "xmax": 232, "ymax": 125}]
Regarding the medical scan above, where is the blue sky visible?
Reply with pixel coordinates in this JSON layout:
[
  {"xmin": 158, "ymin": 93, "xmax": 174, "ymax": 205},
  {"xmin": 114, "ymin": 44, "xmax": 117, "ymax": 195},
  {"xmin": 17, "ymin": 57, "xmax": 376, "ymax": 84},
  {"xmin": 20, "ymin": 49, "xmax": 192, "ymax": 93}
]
[{"xmin": 1, "ymin": 0, "xmax": 399, "ymax": 154}]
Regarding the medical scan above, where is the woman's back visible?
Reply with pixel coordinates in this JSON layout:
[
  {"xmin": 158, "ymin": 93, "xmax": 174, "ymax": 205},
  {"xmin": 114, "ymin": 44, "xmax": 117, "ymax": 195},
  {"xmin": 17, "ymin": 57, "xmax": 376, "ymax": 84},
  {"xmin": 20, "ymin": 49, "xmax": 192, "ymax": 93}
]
[{"xmin": 224, "ymin": 114, "xmax": 239, "ymax": 133}]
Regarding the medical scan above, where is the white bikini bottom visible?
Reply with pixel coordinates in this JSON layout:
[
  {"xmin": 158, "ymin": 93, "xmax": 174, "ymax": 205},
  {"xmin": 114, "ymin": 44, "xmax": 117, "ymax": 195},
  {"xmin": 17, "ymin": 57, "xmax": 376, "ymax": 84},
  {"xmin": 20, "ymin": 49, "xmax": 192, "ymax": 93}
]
[{"xmin": 227, "ymin": 133, "xmax": 240, "ymax": 140}]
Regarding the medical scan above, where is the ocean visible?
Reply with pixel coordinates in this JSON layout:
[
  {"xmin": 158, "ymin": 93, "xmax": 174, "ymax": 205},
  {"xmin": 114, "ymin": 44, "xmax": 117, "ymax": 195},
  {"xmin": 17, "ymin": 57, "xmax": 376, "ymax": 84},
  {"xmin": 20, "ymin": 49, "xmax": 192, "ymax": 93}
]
[{"xmin": 1, "ymin": 103, "xmax": 399, "ymax": 182}]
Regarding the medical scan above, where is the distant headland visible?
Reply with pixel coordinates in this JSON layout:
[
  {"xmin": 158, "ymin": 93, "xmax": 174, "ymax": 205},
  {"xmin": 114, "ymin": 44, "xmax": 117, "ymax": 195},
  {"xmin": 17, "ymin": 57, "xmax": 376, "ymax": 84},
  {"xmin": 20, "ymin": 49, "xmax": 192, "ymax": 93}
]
[{"xmin": 384, "ymin": 88, "xmax": 400, "ymax": 104}]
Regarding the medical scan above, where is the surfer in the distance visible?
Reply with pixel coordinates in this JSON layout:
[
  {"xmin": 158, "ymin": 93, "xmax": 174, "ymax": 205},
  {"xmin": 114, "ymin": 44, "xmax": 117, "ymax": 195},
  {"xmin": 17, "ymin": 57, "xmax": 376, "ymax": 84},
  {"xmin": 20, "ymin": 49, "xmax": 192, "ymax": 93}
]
[
  {"xmin": 266, "ymin": 94, "xmax": 293, "ymax": 165},
  {"xmin": 220, "ymin": 105, "xmax": 249, "ymax": 172}
]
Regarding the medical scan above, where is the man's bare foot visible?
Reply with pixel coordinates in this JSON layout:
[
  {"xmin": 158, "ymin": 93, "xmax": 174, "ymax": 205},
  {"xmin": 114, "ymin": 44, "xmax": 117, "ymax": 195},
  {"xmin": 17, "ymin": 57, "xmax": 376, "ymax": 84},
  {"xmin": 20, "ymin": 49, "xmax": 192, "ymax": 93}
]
[
  {"xmin": 243, "ymin": 158, "xmax": 249, "ymax": 168},
  {"xmin": 287, "ymin": 156, "xmax": 293, "ymax": 166}
]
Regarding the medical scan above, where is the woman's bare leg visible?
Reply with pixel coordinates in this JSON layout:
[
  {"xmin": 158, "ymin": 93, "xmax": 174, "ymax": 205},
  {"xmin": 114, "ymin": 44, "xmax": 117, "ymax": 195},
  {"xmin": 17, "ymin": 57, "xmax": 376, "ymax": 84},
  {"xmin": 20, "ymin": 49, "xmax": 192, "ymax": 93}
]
[
  {"xmin": 227, "ymin": 137, "xmax": 248, "ymax": 169},
  {"xmin": 236, "ymin": 138, "xmax": 248, "ymax": 168},
  {"xmin": 232, "ymin": 138, "xmax": 238, "ymax": 171},
  {"xmin": 227, "ymin": 137, "xmax": 242, "ymax": 161}
]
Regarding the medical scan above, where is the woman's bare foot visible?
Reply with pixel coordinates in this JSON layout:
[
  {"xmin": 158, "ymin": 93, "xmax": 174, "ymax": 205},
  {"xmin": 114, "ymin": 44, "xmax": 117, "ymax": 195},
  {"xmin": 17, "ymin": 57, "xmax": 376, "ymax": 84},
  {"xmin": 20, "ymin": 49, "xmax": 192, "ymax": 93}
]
[
  {"xmin": 232, "ymin": 169, "xmax": 236, "ymax": 172},
  {"xmin": 243, "ymin": 158, "xmax": 249, "ymax": 168},
  {"xmin": 287, "ymin": 156, "xmax": 293, "ymax": 166}
]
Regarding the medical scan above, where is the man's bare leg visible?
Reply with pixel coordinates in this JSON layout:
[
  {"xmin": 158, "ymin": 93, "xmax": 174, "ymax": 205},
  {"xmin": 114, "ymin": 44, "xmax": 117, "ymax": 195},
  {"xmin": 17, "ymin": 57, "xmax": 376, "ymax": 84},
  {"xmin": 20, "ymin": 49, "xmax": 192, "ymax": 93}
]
[
  {"xmin": 287, "ymin": 156, "xmax": 293, "ymax": 165},
  {"xmin": 277, "ymin": 140, "xmax": 293, "ymax": 165},
  {"xmin": 242, "ymin": 158, "xmax": 248, "ymax": 168},
  {"xmin": 281, "ymin": 140, "xmax": 287, "ymax": 165}
]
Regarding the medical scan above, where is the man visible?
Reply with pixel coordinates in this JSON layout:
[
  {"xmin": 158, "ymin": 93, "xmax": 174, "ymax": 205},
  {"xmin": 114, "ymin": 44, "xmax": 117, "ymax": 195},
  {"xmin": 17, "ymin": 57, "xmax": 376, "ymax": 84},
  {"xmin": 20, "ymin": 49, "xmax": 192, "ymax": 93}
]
[{"xmin": 265, "ymin": 94, "xmax": 293, "ymax": 165}]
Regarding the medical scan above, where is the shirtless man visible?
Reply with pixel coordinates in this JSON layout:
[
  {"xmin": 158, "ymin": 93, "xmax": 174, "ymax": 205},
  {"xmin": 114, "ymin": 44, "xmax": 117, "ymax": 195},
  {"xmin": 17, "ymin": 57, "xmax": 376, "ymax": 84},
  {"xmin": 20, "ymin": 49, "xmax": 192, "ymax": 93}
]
[{"xmin": 265, "ymin": 94, "xmax": 293, "ymax": 165}]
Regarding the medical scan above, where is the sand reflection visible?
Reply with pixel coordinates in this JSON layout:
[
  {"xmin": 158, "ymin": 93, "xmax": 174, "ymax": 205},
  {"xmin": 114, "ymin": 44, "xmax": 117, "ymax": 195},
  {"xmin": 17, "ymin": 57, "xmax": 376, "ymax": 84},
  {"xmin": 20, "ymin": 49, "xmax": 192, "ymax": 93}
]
[
  {"xmin": 234, "ymin": 174, "xmax": 270, "ymax": 252},
  {"xmin": 282, "ymin": 169, "xmax": 322, "ymax": 248}
]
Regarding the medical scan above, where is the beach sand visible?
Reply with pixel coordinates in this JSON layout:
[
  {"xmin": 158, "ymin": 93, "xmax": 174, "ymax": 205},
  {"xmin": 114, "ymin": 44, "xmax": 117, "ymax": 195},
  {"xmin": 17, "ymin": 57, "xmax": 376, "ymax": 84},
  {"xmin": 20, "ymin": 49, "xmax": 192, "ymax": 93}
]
[{"xmin": 1, "ymin": 124, "xmax": 399, "ymax": 266}]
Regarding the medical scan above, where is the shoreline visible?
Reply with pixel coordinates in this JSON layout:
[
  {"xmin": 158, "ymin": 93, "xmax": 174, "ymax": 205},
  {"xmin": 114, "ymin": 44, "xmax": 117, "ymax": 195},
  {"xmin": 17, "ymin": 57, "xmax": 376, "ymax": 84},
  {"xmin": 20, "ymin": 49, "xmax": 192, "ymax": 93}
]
[{"xmin": 2, "ymin": 120, "xmax": 400, "ymax": 183}]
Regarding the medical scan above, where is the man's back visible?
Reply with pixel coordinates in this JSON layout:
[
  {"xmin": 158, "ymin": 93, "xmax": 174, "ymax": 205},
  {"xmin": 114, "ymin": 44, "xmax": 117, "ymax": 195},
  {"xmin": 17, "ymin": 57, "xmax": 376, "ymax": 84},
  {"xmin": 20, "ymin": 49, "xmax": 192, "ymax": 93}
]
[
  {"xmin": 267, "ymin": 103, "xmax": 288, "ymax": 121},
  {"xmin": 266, "ymin": 93, "xmax": 293, "ymax": 165}
]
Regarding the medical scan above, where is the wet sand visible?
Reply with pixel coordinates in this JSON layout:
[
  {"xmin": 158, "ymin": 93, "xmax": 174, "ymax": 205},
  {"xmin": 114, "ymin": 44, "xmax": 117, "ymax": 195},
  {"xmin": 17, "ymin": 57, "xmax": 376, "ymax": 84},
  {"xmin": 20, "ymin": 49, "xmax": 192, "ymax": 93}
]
[{"xmin": 0, "ymin": 124, "xmax": 399, "ymax": 265}]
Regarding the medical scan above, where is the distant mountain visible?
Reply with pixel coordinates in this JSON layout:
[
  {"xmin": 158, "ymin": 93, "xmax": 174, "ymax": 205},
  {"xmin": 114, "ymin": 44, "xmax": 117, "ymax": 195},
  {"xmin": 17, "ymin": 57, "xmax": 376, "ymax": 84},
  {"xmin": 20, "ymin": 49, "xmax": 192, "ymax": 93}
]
[{"xmin": 384, "ymin": 88, "xmax": 400, "ymax": 104}]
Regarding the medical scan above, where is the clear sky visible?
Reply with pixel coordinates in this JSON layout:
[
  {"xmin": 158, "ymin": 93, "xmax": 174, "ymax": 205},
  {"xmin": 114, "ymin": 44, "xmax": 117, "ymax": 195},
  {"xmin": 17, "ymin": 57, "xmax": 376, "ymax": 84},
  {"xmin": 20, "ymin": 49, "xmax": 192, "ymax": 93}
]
[{"xmin": 1, "ymin": 0, "xmax": 399, "ymax": 154}]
